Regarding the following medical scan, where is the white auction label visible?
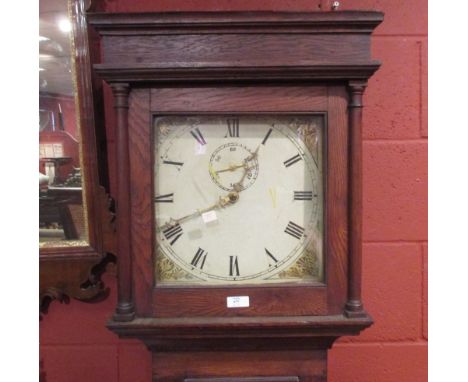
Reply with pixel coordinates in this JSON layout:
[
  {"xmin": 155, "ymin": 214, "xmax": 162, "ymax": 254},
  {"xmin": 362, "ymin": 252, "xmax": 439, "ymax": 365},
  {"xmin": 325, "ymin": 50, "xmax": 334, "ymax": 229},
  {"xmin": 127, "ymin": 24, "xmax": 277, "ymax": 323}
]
[
  {"xmin": 201, "ymin": 210, "xmax": 218, "ymax": 224},
  {"xmin": 227, "ymin": 296, "xmax": 250, "ymax": 308}
]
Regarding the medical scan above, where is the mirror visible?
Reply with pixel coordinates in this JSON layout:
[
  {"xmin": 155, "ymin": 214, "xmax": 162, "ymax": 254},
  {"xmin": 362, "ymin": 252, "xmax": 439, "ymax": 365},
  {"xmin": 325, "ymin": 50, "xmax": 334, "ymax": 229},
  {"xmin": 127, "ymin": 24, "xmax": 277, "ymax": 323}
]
[
  {"xmin": 39, "ymin": 0, "xmax": 88, "ymax": 245},
  {"xmin": 39, "ymin": 0, "xmax": 114, "ymax": 313}
]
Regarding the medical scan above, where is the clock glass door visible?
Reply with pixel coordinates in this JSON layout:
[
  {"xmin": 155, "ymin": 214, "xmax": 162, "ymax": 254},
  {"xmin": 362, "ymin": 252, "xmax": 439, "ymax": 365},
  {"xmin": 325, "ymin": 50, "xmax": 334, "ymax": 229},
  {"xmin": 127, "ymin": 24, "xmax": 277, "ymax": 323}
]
[{"xmin": 153, "ymin": 115, "xmax": 325, "ymax": 285}]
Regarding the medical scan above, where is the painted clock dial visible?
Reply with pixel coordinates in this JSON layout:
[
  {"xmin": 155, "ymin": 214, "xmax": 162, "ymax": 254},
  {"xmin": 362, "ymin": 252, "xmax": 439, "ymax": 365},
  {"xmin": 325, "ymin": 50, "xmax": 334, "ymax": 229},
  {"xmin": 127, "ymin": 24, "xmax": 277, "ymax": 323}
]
[{"xmin": 154, "ymin": 115, "xmax": 324, "ymax": 284}]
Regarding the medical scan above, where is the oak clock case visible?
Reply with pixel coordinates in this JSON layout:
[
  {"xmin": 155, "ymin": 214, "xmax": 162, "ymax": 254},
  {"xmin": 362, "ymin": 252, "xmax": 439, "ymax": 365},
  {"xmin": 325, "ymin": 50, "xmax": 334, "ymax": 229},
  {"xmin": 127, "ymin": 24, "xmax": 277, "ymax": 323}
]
[
  {"xmin": 154, "ymin": 115, "xmax": 325, "ymax": 285},
  {"xmin": 89, "ymin": 10, "xmax": 383, "ymax": 382}
]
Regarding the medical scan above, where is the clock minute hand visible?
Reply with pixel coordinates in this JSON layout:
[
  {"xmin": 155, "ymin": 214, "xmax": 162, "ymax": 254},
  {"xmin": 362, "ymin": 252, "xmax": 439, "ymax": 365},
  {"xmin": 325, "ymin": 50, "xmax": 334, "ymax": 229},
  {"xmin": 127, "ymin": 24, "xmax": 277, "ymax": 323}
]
[
  {"xmin": 159, "ymin": 191, "xmax": 239, "ymax": 231},
  {"xmin": 160, "ymin": 145, "xmax": 258, "ymax": 229}
]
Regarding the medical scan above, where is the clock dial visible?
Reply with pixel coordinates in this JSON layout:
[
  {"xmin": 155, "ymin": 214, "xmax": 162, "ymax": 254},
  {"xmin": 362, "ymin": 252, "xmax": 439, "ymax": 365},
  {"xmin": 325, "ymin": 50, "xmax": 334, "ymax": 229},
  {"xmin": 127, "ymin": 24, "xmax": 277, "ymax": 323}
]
[{"xmin": 154, "ymin": 115, "xmax": 324, "ymax": 284}]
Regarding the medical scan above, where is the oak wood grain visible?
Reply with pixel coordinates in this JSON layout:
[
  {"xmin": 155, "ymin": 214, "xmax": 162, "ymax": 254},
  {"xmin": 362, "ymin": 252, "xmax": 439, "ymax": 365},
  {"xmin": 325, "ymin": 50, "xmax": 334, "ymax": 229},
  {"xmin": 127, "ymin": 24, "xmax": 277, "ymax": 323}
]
[
  {"xmin": 101, "ymin": 34, "xmax": 369, "ymax": 67},
  {"xmin": 150, "ymin": 86, "xmax": 327, "ymax": 112},
  {"xmin": 325, "ymin": 86, "xmax": 349, "ymax": 314},
  {"xmin": 153, "ymin": 350, "xmax": 326, "ymax": 382},
  {"xmin": 153, "ymin": 286, "xmax": 327, "ymax": 318},
  {"xmin": 129, "ymin": 88, "xmax": 153, "ymax": 316}
]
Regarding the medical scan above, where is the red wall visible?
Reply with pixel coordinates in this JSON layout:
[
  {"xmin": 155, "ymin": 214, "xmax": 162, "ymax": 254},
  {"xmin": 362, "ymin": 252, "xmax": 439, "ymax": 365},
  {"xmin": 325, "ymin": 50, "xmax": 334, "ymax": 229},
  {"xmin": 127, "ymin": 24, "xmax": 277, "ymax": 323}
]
[
  {"xmin": 39, "ymin": 94, "xmax": 80, "ymax": 179},
  {"xmin": 39, "ymin": 94, "xmax": 79, "ymax": 140},
  {"xmin": 40, "ymin": 1, "xmax": 428, "ymax": 381}
]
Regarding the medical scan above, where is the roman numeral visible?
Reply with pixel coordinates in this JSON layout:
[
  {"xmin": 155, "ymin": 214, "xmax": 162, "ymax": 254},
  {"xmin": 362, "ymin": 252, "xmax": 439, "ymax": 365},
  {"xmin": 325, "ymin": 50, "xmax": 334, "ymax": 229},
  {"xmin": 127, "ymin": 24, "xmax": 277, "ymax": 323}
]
[
  {"xmin": 294, "ymin": 191, "xmax": 315, "ymax": 201},
  {"xmin": 284, "ymin": 221, "xmax": 305, "ymax": 240},
  {"xmin": 191, "ymin": 248, "xmax": 207, "ymax": 269},
  {"xmin": 227, "ymin": 118, "xmax": 239, "ymax": 137},
  {"xmin": 163, "ymin": 160, "xmax": 184, "ymax": 167},
  {"xmin": 162, "ymin": 223, "xmax": 183, "ymax": 245},
  {"xmin": 283, "ymin": 154, "xmax": 302, "ymax": 168},
  {"xmin": 262, "ymin": 128, "xmax": 272, "ymax": 145},
  {"xmin": 190, "ymin": 127, "xmax": 206, "ymax": 146},
  {"xmin": 265, "ymin": 248, "xmax": 278, "ymax": 265},
  {"xmin": 229, "ymin": 256, "xmax": 240, "ymax": 276},
  {"xmin": 154, "ymin": 193, "xmax": 174, "ymax": 203}
]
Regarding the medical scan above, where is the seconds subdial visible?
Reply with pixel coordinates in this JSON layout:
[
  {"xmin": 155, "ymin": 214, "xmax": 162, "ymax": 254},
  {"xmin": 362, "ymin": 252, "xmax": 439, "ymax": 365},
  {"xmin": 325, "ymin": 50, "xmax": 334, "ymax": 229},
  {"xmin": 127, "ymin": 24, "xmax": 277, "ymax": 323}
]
[{"xmin": 209, "ymin": 142, "xmax": 259, "ymax": 191}]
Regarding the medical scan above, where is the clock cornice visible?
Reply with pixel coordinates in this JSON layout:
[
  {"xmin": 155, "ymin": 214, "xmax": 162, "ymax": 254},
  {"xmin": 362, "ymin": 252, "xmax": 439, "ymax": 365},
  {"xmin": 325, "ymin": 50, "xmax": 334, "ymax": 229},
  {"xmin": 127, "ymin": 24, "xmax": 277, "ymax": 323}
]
[{"xmin": 88, "ymin": 10, "xmax": 383, "ymax": 85}]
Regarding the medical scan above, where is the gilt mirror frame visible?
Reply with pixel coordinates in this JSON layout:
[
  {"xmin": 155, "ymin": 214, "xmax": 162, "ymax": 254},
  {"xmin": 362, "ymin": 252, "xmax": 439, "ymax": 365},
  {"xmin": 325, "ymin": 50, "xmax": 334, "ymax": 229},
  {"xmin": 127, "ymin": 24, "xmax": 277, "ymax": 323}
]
[{"xmin": 39, "ymin": 0, "xmax": 114, "ymax": 315}]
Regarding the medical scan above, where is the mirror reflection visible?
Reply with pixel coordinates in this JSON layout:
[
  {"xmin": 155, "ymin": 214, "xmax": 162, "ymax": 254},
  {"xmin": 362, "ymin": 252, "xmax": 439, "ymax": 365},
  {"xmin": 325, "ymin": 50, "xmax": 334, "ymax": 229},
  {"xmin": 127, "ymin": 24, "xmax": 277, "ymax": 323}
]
[{"xmin": 39, "ymin": 0, "xmax": 87, "ymax": 246}]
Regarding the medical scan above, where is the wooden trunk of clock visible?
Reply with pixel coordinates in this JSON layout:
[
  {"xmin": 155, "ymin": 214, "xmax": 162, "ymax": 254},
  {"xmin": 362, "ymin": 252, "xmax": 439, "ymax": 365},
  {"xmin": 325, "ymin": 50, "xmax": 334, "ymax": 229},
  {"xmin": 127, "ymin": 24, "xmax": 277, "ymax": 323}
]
[{"xmin": 88, "ymin": 11, "xmax": 383, "ymax": 382}]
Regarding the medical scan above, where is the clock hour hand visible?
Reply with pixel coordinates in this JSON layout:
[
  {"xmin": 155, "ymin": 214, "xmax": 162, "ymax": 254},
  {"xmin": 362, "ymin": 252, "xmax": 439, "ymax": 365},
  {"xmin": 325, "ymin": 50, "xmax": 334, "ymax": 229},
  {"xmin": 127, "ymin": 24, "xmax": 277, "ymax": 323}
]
[{"xmin": 158, "ymin": 191, "xmax": 239, "ymax": 231}]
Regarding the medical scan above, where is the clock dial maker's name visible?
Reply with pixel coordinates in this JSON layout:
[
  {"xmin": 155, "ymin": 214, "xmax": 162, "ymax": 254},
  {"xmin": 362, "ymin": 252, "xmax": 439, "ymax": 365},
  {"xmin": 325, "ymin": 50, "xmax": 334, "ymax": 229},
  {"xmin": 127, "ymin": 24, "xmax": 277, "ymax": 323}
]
[{"xmin": 154, "ymin": 116, "xmax": 323, "ymax": 284}]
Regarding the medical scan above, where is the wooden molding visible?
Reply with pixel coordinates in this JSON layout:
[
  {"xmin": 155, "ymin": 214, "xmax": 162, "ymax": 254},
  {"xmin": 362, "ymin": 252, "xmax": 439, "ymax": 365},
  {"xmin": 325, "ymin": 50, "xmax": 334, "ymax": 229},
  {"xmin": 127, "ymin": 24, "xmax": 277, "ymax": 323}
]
[
  {"xmin": 94, "ymin": 64, "xmax": 381, "ymax": 84},
  {"xmin": 107, "ymin": 314, "xmax": 372, "ymax": 351},
  {"xmin": 88, "ymin": 11, "xmax": 383, "ymax": 34}
]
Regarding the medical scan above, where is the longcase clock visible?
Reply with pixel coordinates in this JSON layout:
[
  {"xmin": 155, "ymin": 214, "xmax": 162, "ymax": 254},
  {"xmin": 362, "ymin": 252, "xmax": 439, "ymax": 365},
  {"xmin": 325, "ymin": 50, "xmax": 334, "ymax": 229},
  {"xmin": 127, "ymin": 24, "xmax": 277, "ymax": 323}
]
[{"xmin": 89, "ymin": 10, "xmax": 383, "ymax": 382}]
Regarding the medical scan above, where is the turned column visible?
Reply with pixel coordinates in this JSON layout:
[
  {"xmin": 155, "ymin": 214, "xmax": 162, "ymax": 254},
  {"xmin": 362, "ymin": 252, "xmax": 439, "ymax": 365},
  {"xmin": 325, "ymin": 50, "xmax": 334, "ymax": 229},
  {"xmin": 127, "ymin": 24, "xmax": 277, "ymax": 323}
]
[
  {"xmin": 111, "ymin": 83, "xmax": 135, "ymax": 321},
  {"xmin": 345, "ymin": 80, "xmax": 367, "ymax": 318}
]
